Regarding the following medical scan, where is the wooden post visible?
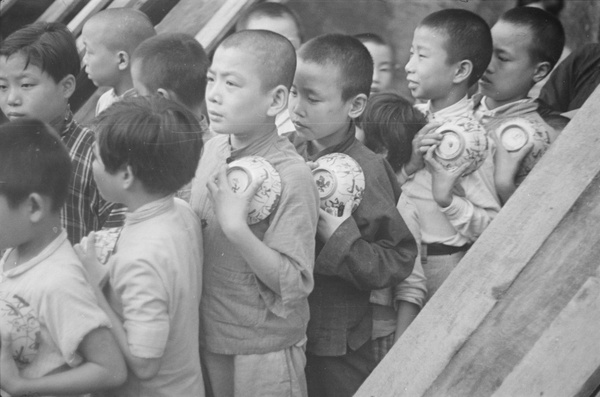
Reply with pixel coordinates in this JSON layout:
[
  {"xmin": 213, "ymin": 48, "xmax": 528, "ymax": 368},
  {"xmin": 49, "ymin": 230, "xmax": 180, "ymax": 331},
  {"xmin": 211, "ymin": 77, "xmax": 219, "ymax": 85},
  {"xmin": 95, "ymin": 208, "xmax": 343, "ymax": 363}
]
[{"xmin": 355, "ymin": 86, "xmax": 600, "ymax": 397}]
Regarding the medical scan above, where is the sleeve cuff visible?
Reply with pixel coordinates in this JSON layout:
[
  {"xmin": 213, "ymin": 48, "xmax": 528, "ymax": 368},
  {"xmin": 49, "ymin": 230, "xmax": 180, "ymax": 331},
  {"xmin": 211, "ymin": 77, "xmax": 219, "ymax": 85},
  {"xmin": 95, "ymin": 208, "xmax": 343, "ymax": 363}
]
[{"xmin": 125, "ymin": 320, "xmax": 169, "ymax": 358}]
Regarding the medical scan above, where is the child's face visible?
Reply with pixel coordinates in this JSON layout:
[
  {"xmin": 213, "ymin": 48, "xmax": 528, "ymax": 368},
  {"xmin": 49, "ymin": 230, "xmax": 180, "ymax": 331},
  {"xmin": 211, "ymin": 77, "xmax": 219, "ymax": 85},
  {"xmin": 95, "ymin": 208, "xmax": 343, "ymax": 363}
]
[
  {"xmin": 479, "ymin": 21, "xmax": 537, "ymax": 107},
  {"xmin": 0, "ymin": 54, "xmax": 69, "ymax": 123},
  {"xmin": 81, "ymin": 21, "xmax": 120, "ymax": 88},
  {"xmin": 363, "ymin": 41, "xmax": 394, "ymax": 94},
  {"xmin": 405, "ymin": 26, "xmax": 457, "ymax": 102},
  {"xmin": 91, "ymin": 142, "xmax": 124, "ymax": 204},
  {"xmin": 205, "ymin": 47, "xmax": 274, "ymax": 136},
  {"xmin": 245, "ymin": 15, "xmax": 301, "ymax": 50},
  {"xmin": 0, "ymin": 195, "xmax": 30, "ymax": 251},
  {"xmin": 289, "ymin": 60, "xmax": 355, "ymax": 143}
]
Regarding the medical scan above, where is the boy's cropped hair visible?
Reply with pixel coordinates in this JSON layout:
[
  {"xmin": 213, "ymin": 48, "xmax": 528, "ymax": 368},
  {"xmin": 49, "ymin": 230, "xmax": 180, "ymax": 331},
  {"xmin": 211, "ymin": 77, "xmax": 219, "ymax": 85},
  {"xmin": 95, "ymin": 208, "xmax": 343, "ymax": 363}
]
[
  {"xmin": 236, "ymin": 2, "xmax": 304, "ymax": 43},
  {"xmin": 361, "ymin": 93, "xmax": 427, "ymax": 173},
  {"xmin": 94, "ymin": 96, "xmax": 204, "ymax": 195},
  {"xmin": 354, "ymin": 32, "xmax": 387, "ymax": 46},
  {"xmin": 299, "ymin": 33, "xmax": 373, "ymax": 100},
  {"xmin": 219, "ymin": 30, "xmax": 296, "ymax": 90},
  {"xmin": 0, "ymin": 22, "xmax": 79, "ymax": 83},
  {"xmin": 132, "ymin": 33, "xmax": 209, "ymax": 108},
  {"xmin": 420, "ymin": 9, "xmax": 492, "ymax": 86},
  {"xmin": 0, "ymin": 118, "xmax": 71, "ymax": 211},
  {"xmin": 501, "ymin": 7, "xmax": 565, "ymax": 68},
  {"xmin": 86, "ymin": 8, "xmax": 156, "ymax": 52}
]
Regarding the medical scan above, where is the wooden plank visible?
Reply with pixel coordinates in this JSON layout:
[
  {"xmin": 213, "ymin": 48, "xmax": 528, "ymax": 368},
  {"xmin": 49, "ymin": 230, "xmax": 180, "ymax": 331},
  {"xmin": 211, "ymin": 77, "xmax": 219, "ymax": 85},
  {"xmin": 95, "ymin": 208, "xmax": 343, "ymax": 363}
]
[
  {"xmin": 355, "ymin": 85, "xmax": 600, "ymax": 397},
  {"xmin": 194, "ymin": 0, "xmax": 262, "ymax": 52},
  {"xmin": 36, "ymin": 0, "xmax": 79, "ymax": 23},
  {"xmin": 492, "ymin": 277, "xmax": 600, "ymax": 397},
  {"xmin": 0, "ymin": 0, "xmax": 19, "ymax": 16},
  {"xmin": 67, "ymin": 0, "xmax": 112, "ymax": 37},
  {"xmin": 155, "ymin": 0, "xmax": 227, "ymax": 36}
]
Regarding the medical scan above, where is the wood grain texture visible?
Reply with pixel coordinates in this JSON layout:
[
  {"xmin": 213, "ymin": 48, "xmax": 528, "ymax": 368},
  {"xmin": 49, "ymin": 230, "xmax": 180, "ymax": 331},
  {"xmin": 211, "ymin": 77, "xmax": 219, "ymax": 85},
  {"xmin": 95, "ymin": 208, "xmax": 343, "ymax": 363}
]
[
  {"xmin": 36, "ymin": 0, "xmax": 79, "ymax": 23},
  {"xmin": 355, "ymin": 86, "xmax": 600, "ymax": 397},
  {"xmin": 0, "ymin": 0, "xmax": 19, "ymax": 16}
]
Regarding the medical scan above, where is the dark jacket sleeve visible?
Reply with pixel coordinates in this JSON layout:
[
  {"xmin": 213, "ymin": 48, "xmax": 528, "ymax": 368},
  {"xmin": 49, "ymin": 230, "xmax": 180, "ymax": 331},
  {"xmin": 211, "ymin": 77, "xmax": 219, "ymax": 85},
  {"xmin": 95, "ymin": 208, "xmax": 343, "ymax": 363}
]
[{"xmin": 315, "ymin": 151, "xmax": 417, "ymax": 291}]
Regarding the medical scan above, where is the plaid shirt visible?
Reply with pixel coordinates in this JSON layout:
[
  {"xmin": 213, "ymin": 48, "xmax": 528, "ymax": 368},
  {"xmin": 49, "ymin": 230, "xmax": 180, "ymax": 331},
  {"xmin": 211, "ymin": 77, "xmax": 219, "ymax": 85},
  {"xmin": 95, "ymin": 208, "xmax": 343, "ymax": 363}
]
[{"xmin": 58, "ymin": 110, "xmax": 113, "ymax": 244}]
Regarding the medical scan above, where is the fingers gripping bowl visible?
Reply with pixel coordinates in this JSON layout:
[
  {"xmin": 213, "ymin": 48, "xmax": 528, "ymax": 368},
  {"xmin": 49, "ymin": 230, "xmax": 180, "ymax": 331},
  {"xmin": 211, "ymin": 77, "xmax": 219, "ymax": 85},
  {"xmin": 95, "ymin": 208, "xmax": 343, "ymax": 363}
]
[
  {"xmin": 312, "ymin": 153, "xmax": 365, "ymax": 216},
  {"xmin": 226, "ymin": 156, "xmax": 282, "ymax": 225},
  {"xmin": 433, "ymin": 116, "xmax": 489, "ymax": 176}
]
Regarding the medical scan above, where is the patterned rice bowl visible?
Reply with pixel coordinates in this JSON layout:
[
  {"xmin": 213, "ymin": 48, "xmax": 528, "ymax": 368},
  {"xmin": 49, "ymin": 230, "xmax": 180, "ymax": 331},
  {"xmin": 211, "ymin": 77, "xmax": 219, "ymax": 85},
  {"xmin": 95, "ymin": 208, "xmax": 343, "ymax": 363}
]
[
  {"xmin": 0, "ymin": 294, "xmax": 40, "ymax": 368},
  {"xmin": 433, "ymin": 116, "xmax": 489, "ymax": 176},
  {"xmin": 495, "ymin": 117, "xmax": 552, "ymax": 181},
  {"xmin": 227, "ymin": 156, "xmax": 282, "ymax": 225},
  {"xmin": 312, "ymin": 153, "xmax": 365, "ymax": 216}
]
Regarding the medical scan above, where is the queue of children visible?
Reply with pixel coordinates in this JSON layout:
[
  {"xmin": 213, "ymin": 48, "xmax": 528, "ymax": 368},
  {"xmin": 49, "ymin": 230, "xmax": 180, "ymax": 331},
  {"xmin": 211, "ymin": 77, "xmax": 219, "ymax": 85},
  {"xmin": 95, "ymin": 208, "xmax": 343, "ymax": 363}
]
[{"xmin": 0, "ymin": 2, "xmax": 572, "ymax": 397}]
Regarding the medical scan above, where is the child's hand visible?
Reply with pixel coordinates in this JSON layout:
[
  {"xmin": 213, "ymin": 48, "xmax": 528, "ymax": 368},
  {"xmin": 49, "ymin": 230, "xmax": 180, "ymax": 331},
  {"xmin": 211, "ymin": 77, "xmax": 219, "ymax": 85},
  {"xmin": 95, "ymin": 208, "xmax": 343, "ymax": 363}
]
[
  {"xmin": 491, "ymin": 131, "xmax": 534, "ymax": 184},
  {"xmin": 317, "ymin": 199, "xmax": 355, "ymax": 242},
  {"xmin": 0, "ymin": 323, "xmax": 23, "ymax": 395},
  {"xmin": 403, "ymin": 122, "xmax": 443, "ymax": 176},
  {"xmin": 74, "ymin": 232, "xmax": 109, "ymax": 288},
  {"xmin": 207, "ymin": 164, "xmax": 266, "ymax": 235},
  {"xmin": 424, "ymin": 145, "xmax": 472, "ymax": 208}
]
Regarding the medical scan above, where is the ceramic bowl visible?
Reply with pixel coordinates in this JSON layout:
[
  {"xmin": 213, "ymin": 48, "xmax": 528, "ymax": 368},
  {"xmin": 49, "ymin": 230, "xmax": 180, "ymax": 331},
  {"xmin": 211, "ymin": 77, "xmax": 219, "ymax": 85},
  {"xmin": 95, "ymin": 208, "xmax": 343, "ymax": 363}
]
[
  {"xmin": 433, "ymin": 116, "xmax": 489, "ymax": 176},
  {"xmin": 312, "ymin": 153, "xmax": 365, "ymax": 216},
  {"xmin": 227, "ymin": 156, "xmax": 282, "ymax": 225},
  {"xmin": 92, "ymin": 227, "xmax": 121, "ymax": 264},
  {"xmin": 495, "ymin": 117, "xmax": 552, "ymax": 181},
  {"xmin": 0, "ymin": 294, "xmax": 40, "ymax": 368}
]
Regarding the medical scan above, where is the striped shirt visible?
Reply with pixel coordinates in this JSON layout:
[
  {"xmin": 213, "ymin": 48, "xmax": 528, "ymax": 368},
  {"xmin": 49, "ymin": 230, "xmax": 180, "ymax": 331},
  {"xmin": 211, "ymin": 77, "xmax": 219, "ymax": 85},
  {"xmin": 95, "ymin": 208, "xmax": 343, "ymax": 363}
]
[{"xmin": 58, "ymin": 110, "xmax": 113, "ymax": 244}]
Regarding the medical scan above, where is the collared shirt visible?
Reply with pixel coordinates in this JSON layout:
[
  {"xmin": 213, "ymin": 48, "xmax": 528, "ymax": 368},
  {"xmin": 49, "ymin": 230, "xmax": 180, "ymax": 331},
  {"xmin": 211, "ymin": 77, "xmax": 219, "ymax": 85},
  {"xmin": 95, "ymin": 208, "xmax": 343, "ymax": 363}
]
[
  {"xmin": 0, "ymin": 230, "xmax": 110, "ymax": 385},
  {"xmin": 105, "ymin": 195, "xmax": 205, "ymax": 397},
  {"xmin": 190, "ymin": 131, "xmax": 319, "ymax": 355},
  {"xmin": 293, "ymin": 127, "xmax": 417, "ymax": 356},
  {"xmin": 58, "ymin": 110, "xmax": 113, "ymax": 244},
  {"xmin": 402, "ymin": 97, "xmax": 500, "ymax": 246},
  {"xmin": 95, "ymin": 87, "xmax": 137, "ymax": 116}
]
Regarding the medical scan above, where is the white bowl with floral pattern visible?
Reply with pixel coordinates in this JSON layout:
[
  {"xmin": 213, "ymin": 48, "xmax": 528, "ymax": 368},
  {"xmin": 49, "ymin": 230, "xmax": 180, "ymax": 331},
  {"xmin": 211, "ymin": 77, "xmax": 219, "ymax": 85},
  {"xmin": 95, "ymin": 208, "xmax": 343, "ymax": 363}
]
[
  {"xmin": 495, "ymin": 117, "xmax": 552, "ymax": 181},
  {"xmin": 0, "ymin": 294, "xmax": 40, "ymax": 368},
  {"xmin": 312, "ymin": 153, "xmax": 365, "ymax": 216},
  {"xmin": 433, "ymin": 116, "xmax": 489, "ymax": 176},
  {"xmin": 227, "ymin": 156, "xmax": 282, "ymax": 225}
]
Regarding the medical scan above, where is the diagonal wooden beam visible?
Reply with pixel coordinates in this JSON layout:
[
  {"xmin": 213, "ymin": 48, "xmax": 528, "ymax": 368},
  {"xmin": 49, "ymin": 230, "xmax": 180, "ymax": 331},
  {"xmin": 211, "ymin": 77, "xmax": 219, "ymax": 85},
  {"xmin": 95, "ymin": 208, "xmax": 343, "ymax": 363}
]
[{"xmin": 0, "ymin": 0, "xmax": 19, "ymax": 16}]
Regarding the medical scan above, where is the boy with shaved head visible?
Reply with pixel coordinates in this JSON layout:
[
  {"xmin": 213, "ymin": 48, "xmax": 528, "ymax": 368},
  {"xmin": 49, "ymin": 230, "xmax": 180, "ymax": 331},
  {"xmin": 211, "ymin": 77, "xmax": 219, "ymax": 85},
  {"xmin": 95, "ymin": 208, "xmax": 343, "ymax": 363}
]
[
  {"xmin": 81, "ymin": 8, "xmax": 156, "ymax": 115},
  {"xmin": 189, "ymin": 30, "xmax": 319, "ymax": 397}
]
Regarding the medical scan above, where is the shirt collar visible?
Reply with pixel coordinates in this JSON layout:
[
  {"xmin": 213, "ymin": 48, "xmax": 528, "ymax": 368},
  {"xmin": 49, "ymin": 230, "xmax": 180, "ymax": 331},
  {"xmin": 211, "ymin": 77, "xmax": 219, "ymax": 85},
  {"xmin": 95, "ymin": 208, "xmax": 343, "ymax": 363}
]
[
  {"xmin": 125, "ymin": 195, "xmax": 175, "ymax": 226},
  {"xmin": 228, "ymin": 129, "xmax": 280, "ymax": 160},
  {"xmin": 306, "ymin": 123, "xmax": 357, "ymax": 162},
  {"xmin": 416, "ymin": 96, "xmax": 472, "ymax": 122},
  {"xmin": 1, "ymin": 230, "xmax": 68, "ymax": 278},
  {"xmin": 473, "ymin": 95, "xmax": 538, "ymax": 124}
]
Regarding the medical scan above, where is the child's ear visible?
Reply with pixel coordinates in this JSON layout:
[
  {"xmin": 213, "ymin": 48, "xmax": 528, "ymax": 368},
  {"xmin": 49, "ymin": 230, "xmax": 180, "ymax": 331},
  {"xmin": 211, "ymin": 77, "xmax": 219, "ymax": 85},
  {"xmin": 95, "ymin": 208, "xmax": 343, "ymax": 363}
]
[
  {"xmin": 266, "ymin": 85, "xmax": 289, "ymax": 117},
  {"xmin": 122, "ymin": 165, "xmax": 135, "ymax": 190},
  {"xmin": 453, "ymin": 60, "xmax": 473, "ymax": 85},
  {"xmin": 347, "ymin": 93, "xmax": 368, "ymax": 119},
  {"xmin": 532, "ymin": 61, "xmax": 552, "ymax": 83},
  {"xmin": 156, "ymin": 88, "xmax": 174, "ymax": 101},
  {"xmin": 117, "ymin": 51, "xmax": 130, "ymax": 71},
  {"xmin": 60, "ymin": 74, "xmax": 76, "ymax": 100},
  {"xmin": 26, "ymin": 193, "xmax": 47, "ymax": 224}
]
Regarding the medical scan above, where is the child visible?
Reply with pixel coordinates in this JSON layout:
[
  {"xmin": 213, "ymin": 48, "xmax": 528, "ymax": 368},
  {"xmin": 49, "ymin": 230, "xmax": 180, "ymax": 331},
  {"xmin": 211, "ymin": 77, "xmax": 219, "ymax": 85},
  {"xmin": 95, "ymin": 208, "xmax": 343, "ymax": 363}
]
[
  {"xmin": 401, "ymin": 9, "xmax": 500, "ymax": 301},
  {"xmin": 81, "ymin": 8, "xmax": 156, "ymax": 115},
  {"xmin": 188, "ymin": 30, "xmax": 319, "ymax": 397},
  {"xmin": 236, "ymin": 1, "xmax": 303, "ymax": 50},
  {"xmin": 288, "ymin": 33, "xmax": 418, "ymax": 396},
  {"xmin": 236, "ymin": 2, "xmax": 304, "ymax": 137},
  {"xmin": 354, "ymin": 33, "xmax": 396, "ymax": 95},
  {"xmin": 77, "ymin": 96, "xmax": 205, "ymax": 396},
  {"xmin": 0, "ymin": 22, "xmax": 114, "ymax": 244},
  {"xmin": 358, "ymin": 92, "xmax": 428, "ymax": 362},
  {"xmin": 475, "ymin": 6, "xmax": 565, "ymax": 203},
  {"xmin": 0, "ymin": 119, "xmax": 126, "ymax": 396}
]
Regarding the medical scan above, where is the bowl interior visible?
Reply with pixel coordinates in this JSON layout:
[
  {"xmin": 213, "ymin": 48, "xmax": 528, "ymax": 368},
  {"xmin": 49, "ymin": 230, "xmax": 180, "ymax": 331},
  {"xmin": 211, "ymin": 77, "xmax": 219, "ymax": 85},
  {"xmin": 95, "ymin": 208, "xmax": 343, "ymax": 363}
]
[
  {"xmin": 500, "ymin": 124, "xmax": 529, "ymax": 151},
  {"xmin": 435, "ymin": 129, "xmax": 465, "ymax": 160}
]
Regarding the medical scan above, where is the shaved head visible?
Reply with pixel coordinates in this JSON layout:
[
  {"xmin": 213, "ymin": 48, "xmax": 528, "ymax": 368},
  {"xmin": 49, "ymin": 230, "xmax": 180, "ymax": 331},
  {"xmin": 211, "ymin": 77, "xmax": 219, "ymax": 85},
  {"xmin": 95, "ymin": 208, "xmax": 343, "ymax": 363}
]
[
  {"xmin": 218, "ymin": 30, "xmax": 296, "ymax": 90},
  {"xmin": 85, "ymin": 8, "xmax": 156, "ymax": 53}
]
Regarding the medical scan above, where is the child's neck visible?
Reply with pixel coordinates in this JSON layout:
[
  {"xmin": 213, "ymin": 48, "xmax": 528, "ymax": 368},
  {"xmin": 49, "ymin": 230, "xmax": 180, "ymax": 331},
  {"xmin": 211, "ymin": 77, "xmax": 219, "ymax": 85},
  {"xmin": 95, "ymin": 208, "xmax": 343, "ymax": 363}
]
[
  {"xmin": 113, "ymin": 75, "xmax": 134, "ymax": 97},
  {"xmin": 229, "ymin": 124, "xmax": 276, "ymax": 150},
  {"xmin": 429, "ymin": 87, "xmax": 468, "ymax": 114},
  {"xmin": 484, "ymin": 93, "xmax": 528, "ymax": 111},
  {"xmin": 124, "ymin": 190, "xmax": 170, "ymax": 213},
  {"xmin": 311, "ymin": 122, "xmax": 353, "ymax": 154},
  {"xmin": 7, "ymin": 217, "xmax": 62, "ymax": 271}
]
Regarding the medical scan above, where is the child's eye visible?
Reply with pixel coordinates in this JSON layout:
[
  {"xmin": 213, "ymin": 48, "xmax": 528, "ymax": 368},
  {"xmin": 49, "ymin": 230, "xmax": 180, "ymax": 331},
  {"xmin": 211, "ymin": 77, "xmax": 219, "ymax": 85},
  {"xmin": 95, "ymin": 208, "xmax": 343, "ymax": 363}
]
[
  {"xmin": 289, "ymin": 88, "xmax": 297, "ymax": 96},
  {"xmin": 225, "ymin": 80, "xmax": 237, "ymax": 87},
  {"xmin": 0, "ymin": 84, "xmax": 7, "ymax": 91},
  {"xmin": 21, "ymin": 83, "xmax": 34, "ymax": 89},
  {"xmin": 307, "ymin": 97, "xmax": 320, "ymax": 104},
  {"xmin": 206, "ymin": 75, "xmax": 215, "ymax": 83}
]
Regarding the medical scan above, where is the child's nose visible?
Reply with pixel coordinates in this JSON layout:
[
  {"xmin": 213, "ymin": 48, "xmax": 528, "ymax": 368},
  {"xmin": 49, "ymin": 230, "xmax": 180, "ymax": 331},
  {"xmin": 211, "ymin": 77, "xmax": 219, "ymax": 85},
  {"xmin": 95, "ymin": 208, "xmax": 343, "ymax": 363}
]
[
  {"xmin": 7, "ymin": 87, "xmax": 21, "ymax": 106},
  {"xmin": 205, "ymin": 84, "xmax": 220, "ymax": 104},
  {"xmin": 405, "ymin": 56, "xmax": 415, "ymax": 74},
  {"xmin": 289, "ymin": 95, "xmax": 303, "ymax": 116}
]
